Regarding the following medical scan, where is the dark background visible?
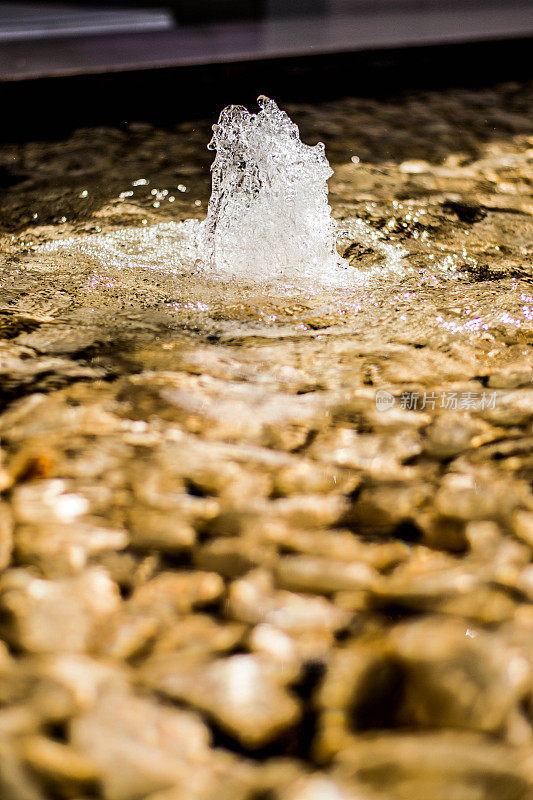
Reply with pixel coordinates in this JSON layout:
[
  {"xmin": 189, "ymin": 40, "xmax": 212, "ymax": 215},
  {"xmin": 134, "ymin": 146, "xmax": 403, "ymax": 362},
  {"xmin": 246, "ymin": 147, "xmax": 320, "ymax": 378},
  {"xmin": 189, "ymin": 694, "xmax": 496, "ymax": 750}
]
[{"xmin": 1, "ymin": 1, "xmax": 533, "ymax": 141}]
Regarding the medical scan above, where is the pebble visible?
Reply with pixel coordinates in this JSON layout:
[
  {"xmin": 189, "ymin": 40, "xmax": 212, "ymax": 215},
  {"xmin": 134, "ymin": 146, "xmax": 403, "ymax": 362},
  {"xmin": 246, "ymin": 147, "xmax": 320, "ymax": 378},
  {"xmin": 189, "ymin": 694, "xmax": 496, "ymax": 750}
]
[
  {"xmin": 141, "ymin": 653, "xmax": 301, "ymax": 748},
  {"xmin": 275, "ymin": 555, "xmax": 379, "ymax": 595},
  {"xmin": 333, "ymin": 731, "xmax": 529, "ymax": 800},
  {"xmin": 71, "ymin": 684, "xmax": 213, "ymax": 800},
  {"xmin": 129, "ymin": 570, "xmax": 225, "ymax": 617},
  {"xmin": 0, "ymin": 502, "xmax": 13, "ymax": 571},
  {"xmin": 391, "ymin": 616, "xmax": 530, "ymax": 731},
  {"xmin": 0, "ymin": 569, "xmax": 120, "ymax": 653}
]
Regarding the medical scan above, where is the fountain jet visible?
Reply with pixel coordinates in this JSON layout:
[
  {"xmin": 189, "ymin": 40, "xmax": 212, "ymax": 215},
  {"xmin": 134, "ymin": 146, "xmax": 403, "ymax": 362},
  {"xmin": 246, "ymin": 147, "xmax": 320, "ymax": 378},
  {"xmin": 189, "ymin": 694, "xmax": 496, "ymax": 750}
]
[{"xmin": 199, "ymin": 96, "xmax": 343, "ymax": 284}]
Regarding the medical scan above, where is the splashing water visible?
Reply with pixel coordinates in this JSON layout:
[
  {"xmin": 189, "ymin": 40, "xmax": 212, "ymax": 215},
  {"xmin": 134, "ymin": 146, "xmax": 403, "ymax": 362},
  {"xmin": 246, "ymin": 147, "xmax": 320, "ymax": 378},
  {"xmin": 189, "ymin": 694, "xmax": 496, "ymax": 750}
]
[
  {"xmin": 197, "ymin": 95, "xmax": 345, "ymax": 284},
  {"xmin": 36, "ymin": 97, "xmax": 408, "ymax": 292}
]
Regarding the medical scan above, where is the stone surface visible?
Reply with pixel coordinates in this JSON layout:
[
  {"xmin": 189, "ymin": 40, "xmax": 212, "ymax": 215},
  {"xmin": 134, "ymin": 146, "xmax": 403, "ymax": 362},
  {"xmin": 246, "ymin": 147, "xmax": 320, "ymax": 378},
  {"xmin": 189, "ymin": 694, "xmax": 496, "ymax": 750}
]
[
  {"xmin": 0, "ymin": 79, "xmax": 533, "ymax": 799},
  {"xmin": 333, "ymin": 732, "xmax": 530, "ymax": 800},
  {"xmin": 141, "ymin": 652, "xmax": 301, "ymax": 748},
  {"xmin": 390, "ymin": 616, "xmax": 530, "ymax": 732},
  {"xmin": 0, "ymin": 569, "xmax": 120, "ymax": 653},
  {"xmin": 70, "ymin": 684, "xmax": 213, "ymax": 800}
]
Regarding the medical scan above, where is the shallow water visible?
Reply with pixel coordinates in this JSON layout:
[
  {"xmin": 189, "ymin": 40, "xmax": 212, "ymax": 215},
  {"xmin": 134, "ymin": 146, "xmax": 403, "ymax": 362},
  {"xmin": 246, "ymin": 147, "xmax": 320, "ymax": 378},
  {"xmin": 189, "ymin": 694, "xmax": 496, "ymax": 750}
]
[{"xmin": 0, "ymin": 80, "xmax": 532, "ymax": 800}]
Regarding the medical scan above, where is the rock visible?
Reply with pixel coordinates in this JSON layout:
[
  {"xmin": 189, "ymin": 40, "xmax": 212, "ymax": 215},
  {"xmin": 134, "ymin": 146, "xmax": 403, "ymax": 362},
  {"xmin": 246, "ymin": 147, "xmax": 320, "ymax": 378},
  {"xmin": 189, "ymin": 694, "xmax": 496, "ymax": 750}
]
[
  {"xmin": 275, "ymin": 555, "xmax": 379, "ymax": 595},
  {"xmin": 411, "ymin": 509, "xmax": 467, "ymax": 551},
  {"xmin": 10, "ymin": 479, "xmax": 128, "ymax": 575},
  {"xmin": 249, "ymin": 624, "xmax": 301, "ymax": 664},
  {"xmin": 12, "ymin": 479, "xmax": 89, "ymax": 526},
  {"xmin": 28, "ymin": 655, "xmax": 124, "ymax": 721},
  {"xmin": 490, "ymin": 540, "xmax": 532, "ymax": 591},
  {"xmin": 143, "ymin": 750, "xmax": 258, "ymax": 800},
  {"xmin": 423, "ymin": 413, "xmax": 485, "ymax": 459},
  {"xmin": 70, "ymin": 684, "xmax": 213, "ymax": 800},
  {"xmin": 261, "ymin": 526, "xmax": 407, "ymax": 570},
  {"xmin": 0, "ymin": 653, "xmax": 123, "ymax": 729},
  {"xmin": 434, "ymin": 585, "xmax": 516, "ymax": 624},
  {"xmin": 315, "ymin": 638, "xmax": 404, "ymax": 761},
  {"xmin": 309, "ymin": 429, "xmax": 422, "ymax": 480},
  {"xmin": 193, "ymin": 537, "xmax": 277, "ymax": 578},
  {"xmin": 0, "ymin": 741, "xmax": 45, "ymax": 800},
  {"xmin": 347, "ymin": 483, "xmax": 432, "ymax": 536},
  {"xmin": 488, "ymin": 370, "xmax": 532, "ymax": 389},
  {"xmin": 277, "ymin": 773, "xmax": 376, "ymax": 800},
  {"xmin": 122, "ymin": 373, "xmax": 327, "ymax": 447},
  {"xmin": 465, "ymin": 520, "xmax": 502, "ymax": 552},
  {"xmin": 273, "ymin": 461, "xmax": 359, "ymax": 496},
  {"xmin": 268, "ymin": 495, "xmax": 348, "ymax": 529},
  {"xmin": 375, "ymin": 549, "xmax": 482, "ymax": 610},
  {"xmin": 442, "ymin": 199, "xmax": 487, "ymax": 223},
  {"xmin": 131, "ymin": 472, "xmax": 220, "ymax": 522},
  {"xmin": 95, "ymin": 551, "xmax": 160, "ymax": 590},
  {"xmin": 390, "ymin": 616, "xmax": 530, "ymax": 731},
  {"xmin": 511, "ymin": 510, "xmax": 533, "ymax": 548},
  {"xmin": 434, "ymin": 470, "xmax": 529, "ymax": 522},
  {"xmin": 228, "ymin": 569, "xmax": 349, "ymax": 660},
  {"xmin": 97, "ymin": 612, "xmax": 159, "ymax": 660},
  {"xmin": 20, "ymin": 735, "xmax": 99, "ymax": 794},
  {"xmin": 478, "ymin": 389, "xmax": 533, "ymax": 427},
  {"xmin": 0, "ymin": 569, "xmax": 120, "ymax": 653},
  {"xmin": 400, "ymin": 159, "xmax": 431, "ymax": 174},
  {"xmin": 333, "ymin": 731, "xmax": 529, "ymax": 800},
  {"xmin": 128, "ymin": 571, "xmax": 225, "ymax": 618},
  {"xmin": 0, "ymin": 503, "xmax": 13, "ymax": 570},
  {"xmin": 141, "ymin": 653, "xmax": 301, "ymax": 748},
  {"xmin": 229, "ymin": 570, "xmax": 349, "ymax": 635},
  {"xmin": 0, "ymin": 352, "xmax": 106, "ymax": 405},
  {"xmin": 152, "ymin": 614, "xmax": 244, "ymax": 656},
  {"xmin": 15, "ymin": 522, "xmax": 127, "ymax": 576},
  {"xmin": 127, "ymin": 507, "xmax": 196, "ymax": 552}
]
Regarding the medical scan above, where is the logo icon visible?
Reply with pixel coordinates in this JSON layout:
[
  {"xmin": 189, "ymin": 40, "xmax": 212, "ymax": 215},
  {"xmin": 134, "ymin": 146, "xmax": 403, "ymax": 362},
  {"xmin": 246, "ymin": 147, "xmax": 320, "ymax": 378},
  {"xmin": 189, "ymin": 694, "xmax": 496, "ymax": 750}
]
[{"xmin": 375, "ymin": 389, "xmax": 395, "ymax": 412}]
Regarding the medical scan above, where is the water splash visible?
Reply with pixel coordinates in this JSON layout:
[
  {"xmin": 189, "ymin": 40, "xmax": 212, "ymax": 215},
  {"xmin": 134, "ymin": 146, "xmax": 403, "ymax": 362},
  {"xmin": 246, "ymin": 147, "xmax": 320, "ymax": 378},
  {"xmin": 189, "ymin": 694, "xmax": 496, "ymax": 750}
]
[
  {"xmin": 198, "ymin": 95, "xmax": 346, "ymax": 285},
  {"xmin": 35, "ymin": 97, "xmax": 409, "ymax": 291}
]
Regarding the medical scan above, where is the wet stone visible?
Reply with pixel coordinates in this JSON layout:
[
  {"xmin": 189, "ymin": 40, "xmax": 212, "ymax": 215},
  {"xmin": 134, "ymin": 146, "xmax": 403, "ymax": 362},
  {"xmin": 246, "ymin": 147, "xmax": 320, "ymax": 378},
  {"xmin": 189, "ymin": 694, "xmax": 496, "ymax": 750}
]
[
  {"xmin": 1, "ymin": 80, "xmax": 533, "ymax": 799},
  {"xmin": 275, "ymin": 555, "xmax": 379, "ymax": 595},
  {"xmin": 333, "ymin": 731, "xmax": 530, "ymax": 800},
  {"xmin": 152, "ymin": 614, "xmax": 245, "ymax": 656},
  {"xmin": 20, "ymin": 735, "xmax": 100, "ymax": 795},
  {"xmin": 276, "ymin": 773, "xmax": 375, "ymax": 800},
  {"xmin": 193, "ymin": 537, "xmax": 277, "ymax": 578},
  {"xmin": 315, "ymin": 637, "xmax": 404, "ymax": 760},
  {"xmin": 261, "ymin": 526, "xmax": 408, "ymax": 570},
  {"xmin": 0, "ymin": 569, "xmax": 120, "ymax": 653},
  {"xmin": 390, "ymin": 616, "xmax": 530, "ymax": 732},
  {"xmin": 0, "ymin": 502, "xmax": 13, "ymax": 571},
  {"xmin": 423, "ymin": 413, "xmax": 487, "ymax": 459},
  {"xmin": 140, "ymin": 653, "xmax": 301, "ymax": 748},
  {"xmin": 511, "ymin": 510, "xmax": 533, "ymax": 548},
  {"xmin": 70, "ymin": 684, "xmax": 213, "ymax": 800},
  {"xmin": 347, "ymin": 483, "xmax": 433, "ymax": 537},
  {"xmin": 228, "ymin": 569, "xmax": 350, "ymax": 661},
  {"xmin": 128, "ymin": 570, "xmax": 225, "ymax": 617}
]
